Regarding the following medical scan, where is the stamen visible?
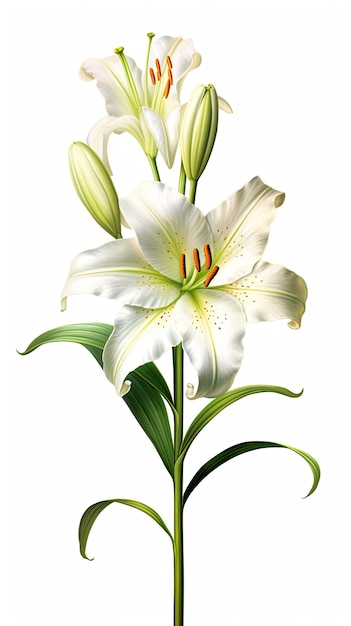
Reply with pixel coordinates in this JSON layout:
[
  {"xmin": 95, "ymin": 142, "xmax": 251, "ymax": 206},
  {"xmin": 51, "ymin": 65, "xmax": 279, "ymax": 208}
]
[
  {"xmin": 155, "ymin": 58, "xmax": 162, "ymax": 79},
  {"xmin": 166, "ymin": 55, "xmax": 173, "ymax": 69},
  {"xmin": 193, "ymin": 248, "xmax": 201, "ymax": 272},
  {"xmin": 204, "ymin": 244, "xmax": 212, "ymax": 270},
  {"xmin": 163, "ymin": 79, "xmax": 171, "ymax": 99},
  {"xmin": 204, "ymin": 265, "xmax": 219, "ymax": 287},
  {"xmin": 149, "ymin": 68, "xmax": 156, "ymax": 85},
  {"xmin": 168, "ymin": 68, "xmax": 173, "ymax": 85},
  {"xmin": 180, "ymin": 253, "xmax": 187, "ymax": 279}
]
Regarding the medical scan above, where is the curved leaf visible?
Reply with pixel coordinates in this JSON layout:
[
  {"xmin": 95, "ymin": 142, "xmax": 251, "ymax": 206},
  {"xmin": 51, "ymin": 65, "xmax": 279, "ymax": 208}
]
[
  {"xmin": 183, "ymin": 440, "xmax": 320, "ymax": 505},
  {"xmin": 123, "ymin": 369, "xmax": 174, "ymax": 476},
  {"xmin": 79, "ymin": 498, "xmax": 173, "ymax": 559},
  {"xmin": 19, "ymin": 323, "xmax": 174, "ymax": 474},
  {"xmin": 18, "ymin": 323, "xmax": 113, "ymax": 367},
  {"xmin": 133, "ymin": 362, "xmax": 174, "ymax": 407},
  {"xmin": 179, "ymin": 385, "xmax": 303, "ymax": 458}
]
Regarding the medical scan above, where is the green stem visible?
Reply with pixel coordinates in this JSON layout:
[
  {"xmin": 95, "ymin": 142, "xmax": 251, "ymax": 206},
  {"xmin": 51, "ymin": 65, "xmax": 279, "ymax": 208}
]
[
  {"xmin": 173, "ymin": 343, "xmax": 184, "ymax": 626},
  {"xmin": 178, "ymin": 162, "xmax": 187, "ymax": 195},
  {"xmin": 147, "ymin": 155, "xmax": 161, "ymax": 181},
  {"xmin": 188, "ymin": 179, "xmax": 198, "ymax": 204}
]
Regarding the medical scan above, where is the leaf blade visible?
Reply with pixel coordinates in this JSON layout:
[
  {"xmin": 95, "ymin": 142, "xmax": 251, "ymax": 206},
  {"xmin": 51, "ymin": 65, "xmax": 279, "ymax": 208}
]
[
  {"xmin": 123, "ymin": 369, "xmax": 175, "ymax": 476},
  {"xmin": 79, "ymin": 498, "xmax": 173, "ymax": 559},
  {"xmin": 18, "ymin": 323, "xmax": 113, "ymax": 367},
  {"xmin": 180, "ymin": 385, "xmax": 303, "ymax": 457},
  {"xmin": 183, "ymin": 440, "xmax": 320, "ymax": 505}
]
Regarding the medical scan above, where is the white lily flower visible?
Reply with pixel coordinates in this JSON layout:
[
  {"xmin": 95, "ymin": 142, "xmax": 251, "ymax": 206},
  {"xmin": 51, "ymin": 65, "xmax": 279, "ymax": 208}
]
[
  {"xmin": 61, "ymin": 178, "xmax": 307, "ymax": 399},
  {"xmin": 80, "ymin": 34, "xmax": 202, "ymax": 172}
]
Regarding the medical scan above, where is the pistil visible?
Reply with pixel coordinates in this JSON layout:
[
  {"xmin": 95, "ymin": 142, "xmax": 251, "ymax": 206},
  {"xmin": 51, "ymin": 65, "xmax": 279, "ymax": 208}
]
[{"xmin": 114, "ymin": 47, "xmax": 142, "ymax": 115}]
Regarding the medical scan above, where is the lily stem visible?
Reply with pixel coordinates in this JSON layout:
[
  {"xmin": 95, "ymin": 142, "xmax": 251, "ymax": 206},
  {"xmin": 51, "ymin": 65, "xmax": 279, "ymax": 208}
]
[
  {"xmin": 173, "ymin": 343, "xmax": 184, "ymax": 626},
  {"xmin": 188, "ymin": 179, "xmax": 197, "ymax": 204},
  {"xmin": 147, "ymin": 155, "xmax": 161, "ymax": 181}
]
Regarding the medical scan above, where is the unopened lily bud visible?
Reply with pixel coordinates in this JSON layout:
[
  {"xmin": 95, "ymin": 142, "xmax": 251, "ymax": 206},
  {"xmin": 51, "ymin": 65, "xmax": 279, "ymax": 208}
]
[
  {"xmin": 69, "ymin": 142, "xmax": 122, "ymax": 238},
  {"xmin": 180, "ymin": 84, "xmax": 219, "ymax": 182}
]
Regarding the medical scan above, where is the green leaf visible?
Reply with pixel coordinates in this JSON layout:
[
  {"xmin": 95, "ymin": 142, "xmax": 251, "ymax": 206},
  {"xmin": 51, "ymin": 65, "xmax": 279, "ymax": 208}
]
[
  {"xmin": 133, "ymin": 362, "xmax": 174, "ymax": 407},
  {"xmin": 18, "ymin": 323, "xmax": 113, "ymax": 367},
  {"xmin": 183, "ymin": 441, "xmax": 320, "ymax": 505},
  {"xmin": 19, "ymin": 323, "xmax": 174, "ymax": 474},
  {"xmin": 79, "ymin": 498, "xmax": 173, "ymax": 559},
  {"xmin": 123, "ymin": 369, "xmax": 174, "ymax": 476},
  {"xmin": 180, "ymin": 385, "xmax": 303, "ymax": 458}
]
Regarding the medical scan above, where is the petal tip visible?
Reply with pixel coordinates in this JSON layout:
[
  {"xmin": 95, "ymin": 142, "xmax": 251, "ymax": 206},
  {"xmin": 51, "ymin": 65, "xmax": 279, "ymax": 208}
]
[
  {"xmin": 120, "ymin": 380, "xmax": 131, "ymax": 397},
  {"xmin": 288, "ymin": 319, "xmax": 300, "ymax": 330},
  {"xmin": 274, "ymin": 192, "xmax": 285, "ymax": 208},
  {"xmin": 186, "ymin": 382, "xmax": 195, "ymax": 399}
]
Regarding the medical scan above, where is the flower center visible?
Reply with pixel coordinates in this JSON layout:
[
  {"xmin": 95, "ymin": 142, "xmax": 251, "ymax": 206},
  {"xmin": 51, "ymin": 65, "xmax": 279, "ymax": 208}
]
[
  {"xmin": 179, "ymin": 244, "xmax": 219, "ymax": 288},
  {"xmin": 149, "ymin": 54, "xmax": 173, "ymax": 99}
]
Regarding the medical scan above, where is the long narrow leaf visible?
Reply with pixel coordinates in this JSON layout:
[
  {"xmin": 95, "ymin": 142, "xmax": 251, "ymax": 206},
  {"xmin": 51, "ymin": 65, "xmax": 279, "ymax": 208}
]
[
  {"xmin": 180, "ymin": 385, "xmax": 303, "ymax": 457},
  {"xmin": 19, "ymin": 323, "xmax": 174, "ymax": 474},
  {"xmin": 123, "ymin": 370, "xmax": 174, "ymax": 476},
  {"xmin": 183, "ymin": 440, "xmax": 320, "ymax": 505},
  {"xmin": 79, "ymin": 498, "xmax": 173, "ymax": 559},
  {"xmin": 133, "ymin": 362, "xmax": 174, "ymax": 407},
  {"xmin": 18, "ymin": 323, "xmax": 113, "ymax": 367}
]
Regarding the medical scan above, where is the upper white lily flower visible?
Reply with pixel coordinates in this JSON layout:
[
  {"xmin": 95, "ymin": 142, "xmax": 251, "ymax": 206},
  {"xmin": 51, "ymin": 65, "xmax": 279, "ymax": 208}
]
[
  {"xmin": 80, "ymin": 33, "xmax": 202, "ymax": 172},
  {"xmin": 61, "ymin": 178, "xmax": 307, "ymax": 399}
]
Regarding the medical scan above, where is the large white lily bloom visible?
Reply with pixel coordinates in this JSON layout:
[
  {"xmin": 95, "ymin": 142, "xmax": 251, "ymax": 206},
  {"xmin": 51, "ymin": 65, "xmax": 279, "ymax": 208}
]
[
  {"xmin": 61, "ymin": 178, "xmax": 307, "ymax": 399},
  {"xmin": 80, "ymin": 34, "xmax": 202, "ymax": 172}
]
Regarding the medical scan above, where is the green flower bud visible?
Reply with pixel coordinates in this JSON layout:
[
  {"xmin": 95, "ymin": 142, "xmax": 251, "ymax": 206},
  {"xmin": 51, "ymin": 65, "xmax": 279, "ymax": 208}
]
[
  {"xmin": 69, "ymin": 142, "xmax": 121, "ymax": 238},
  {"xmin": 180, "ymin": 84, "xmax": 219, "ymax": 182}
]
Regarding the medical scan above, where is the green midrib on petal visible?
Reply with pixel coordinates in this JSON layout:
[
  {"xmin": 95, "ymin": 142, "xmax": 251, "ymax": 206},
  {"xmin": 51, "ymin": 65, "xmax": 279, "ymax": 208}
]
[{"xmin": 188, "ymin": 290, "xmax": 218, "ymax": 393}]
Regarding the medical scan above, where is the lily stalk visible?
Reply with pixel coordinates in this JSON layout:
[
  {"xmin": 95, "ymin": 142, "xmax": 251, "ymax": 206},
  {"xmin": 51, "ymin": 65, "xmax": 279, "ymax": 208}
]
[{"xmin": 173, "ymin": 342, "xmax": 184, "ymax": 626}]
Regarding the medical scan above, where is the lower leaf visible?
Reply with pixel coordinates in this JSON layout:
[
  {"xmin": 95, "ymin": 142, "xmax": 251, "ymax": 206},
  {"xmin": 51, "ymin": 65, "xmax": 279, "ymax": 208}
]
[
  {"xmin": 183, "ymin": 441, "xmax": 320, "ymax": 505},
  {"xmin": 79, "ymin": 498, "xmax": 174, "ymax": 560}
]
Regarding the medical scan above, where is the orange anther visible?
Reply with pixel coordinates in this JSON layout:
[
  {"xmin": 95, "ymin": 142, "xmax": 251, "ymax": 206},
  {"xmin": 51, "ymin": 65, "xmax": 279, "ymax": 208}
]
[
  {"xmin": 149, "ymin": 68, "xmax": 156, "ymax": 85},
  {"xmin": 166, "ymin": 55, "xmax": 172, "ymax": 69},
  {"xmin": 155, "ymin": 58, "xmax": 161, "ymax": 73},
  {"xmin": 204, "ymin": 244, "xmax": 212, "ymax": 270},
  {"xmin": 204, "ymin": 266, "xmax": 219, "ymax": 287},
  {"xmin": 193, "ymin": 248, "xmax": 201, "ymax": 272},
  {"xmin": 163, "ymin": 79, "xmax": 171, "ymax": 98},
  {"xmin": 168, "ymin": 68, "xmax": 173, "ymax": 85},
  {"xmin": 180, "ymin": 253, "xmax": 186, "ymax": 279}
]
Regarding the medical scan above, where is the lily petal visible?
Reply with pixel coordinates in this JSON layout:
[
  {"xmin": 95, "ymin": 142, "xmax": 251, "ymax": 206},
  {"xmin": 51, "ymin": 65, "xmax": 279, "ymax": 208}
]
[
  {"xmin": 61, "ymin": 238, "xmax": 180, "ymax": 311},
  {"xmin": 206, "ymin": 176, "xmax": 285, "ymax": 285},
  {"xmin": 141, "ymin": 106, "xmax": 181, "ymax": 168},
  {"xmin": 80, "ymin": 55, "xmax": 144, "ymax": 117},
  {"xmin": 120, "ymin": 182, "xmax": 212, "ymax": 282},
  {"xmin": 103, "ymin": 303, "xmax": 181, "ymax": 396},
  {"xmin": 227, "ymin": 261, "xmax": 308, "ymax": 329},
  {"xmin": 87, "ymin": 115, "xmax": 146, "ymax": 176},
  {"xmin": 173, "ymin": 289, "xmax": 246, "ymax": 399},
  {"xmin": 218, "ymin": 96, "xmax": 233, "ymax": 113}
]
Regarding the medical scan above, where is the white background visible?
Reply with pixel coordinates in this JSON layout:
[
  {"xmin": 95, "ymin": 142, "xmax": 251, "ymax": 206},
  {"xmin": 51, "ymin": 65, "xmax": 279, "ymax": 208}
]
[{"xmin": 4, "ymin": 0, "xmax": 349, "ymax": 624}]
